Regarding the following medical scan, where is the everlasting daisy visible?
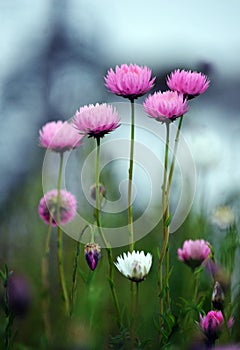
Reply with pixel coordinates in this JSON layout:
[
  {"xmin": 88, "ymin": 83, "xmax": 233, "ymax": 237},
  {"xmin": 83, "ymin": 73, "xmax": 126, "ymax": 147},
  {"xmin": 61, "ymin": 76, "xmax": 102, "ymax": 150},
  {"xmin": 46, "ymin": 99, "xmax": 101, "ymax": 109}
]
[
  {"xmin": 38, "ymin": 189, "xmax": 77, "ymax": 226},
  {"xmin": 199, "ymin": 310, "xmax": 229, "ymax": 346},
  {"xmin": 178, "ymin": 239, "xmax": 211, "ymax": 270},
  {"xmin": 105, "ymin": 63, "xmax": 155, "ymax": 100},
  {"xmin": 39, "ymin": 120, "xmax": 83, "ymax": 152},
  {"xmin": 73, "ymin": 103, "xmax": 120, "ymax": 139},
  {"xmin": 144, "ymin": 90, "xmax": 189, "ymax": 122},
  {"xmin": 167, "ymin": 69, "xmax": 210, "ymax": 99},
  {"xmin": 115, "ymin": 250, "xmax": 152, "ymax": 282}
]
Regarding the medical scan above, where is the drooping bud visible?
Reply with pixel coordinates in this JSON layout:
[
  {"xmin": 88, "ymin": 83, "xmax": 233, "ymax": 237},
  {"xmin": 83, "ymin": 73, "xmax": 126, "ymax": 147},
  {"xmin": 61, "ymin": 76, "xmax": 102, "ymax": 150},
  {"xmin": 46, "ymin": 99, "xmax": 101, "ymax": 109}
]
[
  {"xmin": 90, "ymin": 183, "xmax": 106, "ymax": 201},
  {"xmin": 212, "ymin": 281, "xmax": 224, "ymax": 311},
  {"xmin": 5, "ymin": 273, "xmax": 31, "ymax": 317},
  {"xmin": 84, "ymin": 243, "xmax": 101, "ymax": 271}
]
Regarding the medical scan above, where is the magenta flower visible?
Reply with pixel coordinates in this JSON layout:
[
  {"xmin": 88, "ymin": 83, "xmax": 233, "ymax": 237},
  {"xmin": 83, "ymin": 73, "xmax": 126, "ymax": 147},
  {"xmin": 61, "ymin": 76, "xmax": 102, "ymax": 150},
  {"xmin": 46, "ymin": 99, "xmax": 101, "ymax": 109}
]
[
  {"xmin": 39, "ymin": 121, "xmax": 83, "ymax": 152},
  {"xmin": 143, "ymin": 90, "xmax": 189, "ymax": 122},
  {"xmin": 84, "ymin": 243, "xmax": 101, "ymax": 271},
  {"xmin": 200, "ymin": 311, "xmax": 224, "ymax": 342},
  {"xmin": 38, "ymin": 189, "xmax": 77, "ymax": 226},
  {"xmin": 73, "ymin": 103, "xmax": 120, "ymax": 139},
  {"xmin": 178, "ymin": 239, "xmax": 211, "ymax": 269},
  {"xmin": 104, "ymin": 64, "xmax": 155, "ymax": 100},
  {"xmin": 167, "ymin": 69, "xmax": 210, "ymax": 99}
]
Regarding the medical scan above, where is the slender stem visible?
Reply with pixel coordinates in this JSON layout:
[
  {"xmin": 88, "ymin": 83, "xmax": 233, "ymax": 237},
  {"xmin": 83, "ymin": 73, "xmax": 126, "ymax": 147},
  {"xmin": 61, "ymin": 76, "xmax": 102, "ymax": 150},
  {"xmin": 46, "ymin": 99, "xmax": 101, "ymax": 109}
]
[
  {"xmin": 4, "ymin": 312, "xmax": 15, "ymax": 350},
  {"xmin": 70, "ymin": 225, "xmax": 90, "ymax": 317},
  {"xmin": 166, "ymin": 116, "xmax": 183, "ymax": 200},
  {"xmin": 128, "ymin": 99, "xmax": 135, "ymax": 252},
  {"xmin": 193, "ymin": 270, "xmax": 200, "ymax": 304},
  {"xmin": 95, "ymin": 137, "xmax": 122, "ymax": 328},
  {"xmin": 57, "ymin": 152, "xmax": 70, "ymax": 315},
  {"xmin": 164, "ymin": 116, "xmax": 183, "ymax": 310},
  {"xmin": 158, "ymin": 122, "xmax": 170, "ymax": 322},
  {"xmin": 41, "ymin": 218, "xmax": 52, "ymax": 342}
]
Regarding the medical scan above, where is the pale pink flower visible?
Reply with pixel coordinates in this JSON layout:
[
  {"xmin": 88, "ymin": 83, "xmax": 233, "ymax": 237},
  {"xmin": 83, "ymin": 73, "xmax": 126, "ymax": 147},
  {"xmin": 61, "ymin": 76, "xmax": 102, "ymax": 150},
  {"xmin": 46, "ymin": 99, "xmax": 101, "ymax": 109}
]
[
  {"xmin": 73, "ymin": 103, "xmax": 120, "ymax": 139},
  {"xmin": 144, "ymin": 90, "xmax": 189, "ymax": 122},
  {"xmin": 104, "ymin": 64, "xmax": 155, "ymax": 100},
  {"xmin": 177, "ymin": 239, "xmax": 211, "ymax": 269},
  {"xmin": 38, "ymin": 189, "xmax": 77, "ymax": 226},
  {"xmin": 167, "ymin": 69, "xmax": 210, "ymax": 98},
  {"xmin": 200, "ymin": 311, "xmax": 224, "ymax": 341},
  {"xmin": 39, "ymin": 121, "xmax": 83, "ymax": 152}
]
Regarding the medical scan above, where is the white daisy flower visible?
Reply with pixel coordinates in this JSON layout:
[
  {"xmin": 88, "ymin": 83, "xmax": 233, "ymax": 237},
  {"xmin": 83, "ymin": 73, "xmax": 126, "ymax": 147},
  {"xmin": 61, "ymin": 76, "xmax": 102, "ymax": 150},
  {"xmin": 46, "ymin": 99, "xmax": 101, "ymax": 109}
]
[{"xmin": 114, "ymin": 250, "xmax": 152, "ymax": 282}]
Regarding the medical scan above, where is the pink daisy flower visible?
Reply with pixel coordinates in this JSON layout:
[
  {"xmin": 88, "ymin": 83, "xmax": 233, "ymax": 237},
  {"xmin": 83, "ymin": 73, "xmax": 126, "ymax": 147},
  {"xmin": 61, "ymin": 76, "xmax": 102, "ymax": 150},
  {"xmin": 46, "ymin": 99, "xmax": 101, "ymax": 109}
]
[
  {"xmin": 38, "ymin": 189, "xmax": 77, "ymax": 226},
  {"xmin": 167, "ymin": 69, "xmax": 210, "ymax": 98},
  {"xmin": 177, "ymin": 239, "xmax": 211, "ymax": 269},
  {"xmin": 39, "ymin": 121, "xmax": 83, "ymax": 152},
  {"xmin": 104, "ymin": 63, "xmax": 155, "ymax": 100},
  {"xmin": 73, "ymin": 103, "xmax": 120, "ymax": 138},
  {"xmin": 143, "ymin": 90, "xmax": 189, "ymax": 122},
  {"xmin": 200, "ymin": 311, "xmax": 224, "ymax": 341}
]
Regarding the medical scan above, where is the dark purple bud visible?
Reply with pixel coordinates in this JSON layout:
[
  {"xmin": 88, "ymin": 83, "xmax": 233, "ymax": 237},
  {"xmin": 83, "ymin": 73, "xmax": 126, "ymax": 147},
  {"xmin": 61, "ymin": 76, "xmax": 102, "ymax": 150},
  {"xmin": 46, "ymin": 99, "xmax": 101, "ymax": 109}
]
[
  {"xmin": 6, "ymin": 274, "xmax": 31, "ymax": 317},
  {"xmin": 84, "ymin": 243, "xmax": 101, "ymax": 271},
  {"xmin": 90, "ymin": 183, "xmax": 105, "ymax": 201}
]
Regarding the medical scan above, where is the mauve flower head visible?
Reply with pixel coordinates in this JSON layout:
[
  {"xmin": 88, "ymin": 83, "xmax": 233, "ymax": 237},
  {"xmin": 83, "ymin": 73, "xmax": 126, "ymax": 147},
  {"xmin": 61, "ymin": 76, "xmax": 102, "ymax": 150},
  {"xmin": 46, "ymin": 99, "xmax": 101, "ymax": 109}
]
[
  {"xmin": 104, "ymin": 63, "xmax": 155, "ymax": 100},
  {"xmin": 115, "ymin": 250, "xmax": 152, "ymax": 282},
  {"xmin": 39, "ymin": 121, "xmax": 83, "ymax": 152},
  {"xmin": 200, "ymin": 310, "xmax": 224, "ymax": 342},
  {"xmin": 73, "ymin": 103, "xmax": 120, "ymax": 139},
  {"xmin": 90, "ymin": 183, "xmax": 106, "ymax": 201},
  {"xmin": 84, "ymin": 243, "xmax": 101, "ymax": 271},
  {"xmin": 38, "ymin": 189, "xmax": 77, "ymax": 226},
  {"xmin": 178, "ymin": 239, "xmax": 211, "ymax": 270},
  {"xmin": 6, "ymin": 273, "xmax": 31, "ymax": 317},
  {"xmin": 144, "ymin": 90, "xmax": 189, "ymax": 123},
  {"xmin": 167, "ymin": 69, "xmax": 210, "ymax": 99}
]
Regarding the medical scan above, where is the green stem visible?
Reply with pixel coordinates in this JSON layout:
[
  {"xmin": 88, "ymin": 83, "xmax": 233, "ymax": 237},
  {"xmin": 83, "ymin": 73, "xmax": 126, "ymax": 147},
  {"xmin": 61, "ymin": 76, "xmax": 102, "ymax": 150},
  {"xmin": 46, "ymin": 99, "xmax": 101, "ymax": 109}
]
[
  {"xmin": 4, "ymin": 312, "xmax": 15, "ymax": 350},
  {"xmin": 193, "ymin": 270, "xmax": 200, "ymax": 304},
  {"xmin": 158, "ymin": 122, "xmax": 170, "ymax": 324},
  {"xmin": 57, "ymin": 152, "xmax": 70, "ymax": 315},
  {"xmin": 70, "ymin": 225, "xmax": 90, "ymax": 317},
  {"xmin": 164, "ymin": 116, "xmax": 183, "ymax": 310},
  {"xmin": 131, "ymin": 282, "xmax": 139, "ymax": 350},
  {"xmin": 41, "ymin": 218, "xmax": 52, "ymax": 342},
  {"xmin": 128, "ymin": 99, "xmax": 135, "ymax": 252},
  {"xmin": 95, "ymin": 137, "xmax": 122, "ymax": 328}
]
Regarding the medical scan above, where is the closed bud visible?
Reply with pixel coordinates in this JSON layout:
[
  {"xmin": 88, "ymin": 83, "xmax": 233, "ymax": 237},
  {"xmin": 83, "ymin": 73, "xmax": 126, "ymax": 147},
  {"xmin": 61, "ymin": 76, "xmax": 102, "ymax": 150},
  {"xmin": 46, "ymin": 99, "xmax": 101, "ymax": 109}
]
[
  {"xmin": 90, "ymin": 183, "xmax": 105, "ymax": 202},
  {"xmin": 84, "ymin": 243, "xmax": 101, "ymax": 271},
  {"xmin": 212, "ymin": 281, "xmax": 224, "ymax": 311}
]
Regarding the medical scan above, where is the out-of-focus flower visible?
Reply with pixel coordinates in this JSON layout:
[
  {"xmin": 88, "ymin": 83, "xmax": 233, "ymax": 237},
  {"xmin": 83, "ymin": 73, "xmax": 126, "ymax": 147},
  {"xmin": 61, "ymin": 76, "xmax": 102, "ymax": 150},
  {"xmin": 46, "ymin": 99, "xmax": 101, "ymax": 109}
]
[
  {"xmin": 212, "ymin": 206, "xmax": 235, "ymax": 230},
  {"xmin": 84, "ymin": 243, "xmax": 101, "ymax": 271},
  {"xmin": 166, "ymin": 69, "xmax": 210, "ymax": 99},
  {"xmin": 115, "ymin": 250, "xmax": 152, "ymax": 282},
  {"xmin": 104, "ymin": 64, "xmax": 155, "ymax": 100},
  {"xmin": 200, "ymin": 310, "xmax": 224, "ymax": 342},
  {"xmin": 215, "ymin": 346, "xmax": 240, "ymax": 350},
  {"xmin": 90, "ymin": 183, "xmax": 106, "ymax": 201},
  {"xmin": 212, "ymin": 281, "xmax": 224, "ymax": 311},
  {"xmin": 73, "ymin": 103, "xmax": 120, "ymax": 139},
  {"xmin": 205, "ymin": 260, "xmax": 231, "ymax": 293},
  {"xmin": 178, "ymin": 239, "xmax": 211, "ymax": 270},
  {"xmin": 144, "ymin": 90, "xmax": 188, "ymax": 122},
  {"xmin": 6, "ymin": 274, "xmax": 31, "ymax": 317},
  {"xmin": 38, "ymin": 189, "xmax": 77, "ymax": 226},
  {"xmin": 39, "ymin": 121, "xmax": 83, "ymax": 152}
]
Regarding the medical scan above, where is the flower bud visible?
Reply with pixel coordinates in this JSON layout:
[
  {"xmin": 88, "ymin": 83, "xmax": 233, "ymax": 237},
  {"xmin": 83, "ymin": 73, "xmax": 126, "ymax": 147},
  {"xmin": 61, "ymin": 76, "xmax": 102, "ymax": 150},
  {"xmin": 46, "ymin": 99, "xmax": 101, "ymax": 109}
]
[
  {"xmin": 90, "ymin": 183, "xmax": 105, "ymax": 201},
  {"xmin": 212, "ymin": 281, "xmax": 224, "ymax": 311},
  {"xmin": 84, "ymin": 243, "xmax": 101, "ymax": 271},
  {"xmin": 6, "ymin": 274, "xmax": 31, "ymax": 317},
  {"xmin": 200, "ymin": 310, "xmax": 224, "ymax": 344}
]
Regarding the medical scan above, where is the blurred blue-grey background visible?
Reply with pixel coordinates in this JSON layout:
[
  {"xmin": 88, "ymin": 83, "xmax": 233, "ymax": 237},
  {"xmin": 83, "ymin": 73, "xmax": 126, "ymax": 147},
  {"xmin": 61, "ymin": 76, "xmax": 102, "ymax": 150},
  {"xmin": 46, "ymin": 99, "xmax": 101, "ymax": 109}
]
[{"xmin": 1, "ymin": 0, "xmax": 240, "ymax": 210}]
